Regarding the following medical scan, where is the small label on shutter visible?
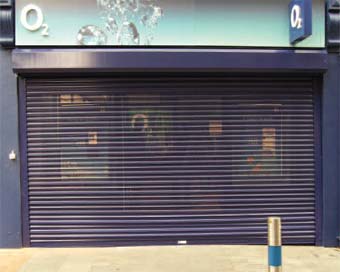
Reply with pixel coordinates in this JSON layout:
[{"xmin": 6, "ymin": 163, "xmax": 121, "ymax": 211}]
[{"xmin": 177, "ymin": 240, "xmax": 187, "ymax": 245}]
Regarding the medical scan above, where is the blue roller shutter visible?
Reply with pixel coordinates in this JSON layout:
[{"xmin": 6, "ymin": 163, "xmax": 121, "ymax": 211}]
[{"xmin": 23, "ymin": 76, "xmax": 318, "ymax": 246}]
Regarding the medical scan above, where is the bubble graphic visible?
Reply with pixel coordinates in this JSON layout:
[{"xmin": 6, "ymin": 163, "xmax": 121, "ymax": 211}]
[
  {"xmin": 77, "ymin": 25, "xmax": 107, "ymax": 45},
  {"xmin": 96, "ymin": 0, "xmax": 163, "ymax": 46},
  {"xmin": 117, "ymin": 22, "xmax": 140, "ymax": 45},
  {"xmin": 116, "ymin": 0, "xmax": 139, "ymax": 14},
  {"xmin": 150, "ymin": 6, "xmax": 163, "ymax": 27},
  {"xmin": 141, "ymin": 6, "xmax": 163, "ymax": 28},
  {"xmin": 106, "ymin": 15, "xmax": 118, "ymax": 34},
  {"xmin": 97, "ymin": 0, "xmax": 112, "ymax": 10}
]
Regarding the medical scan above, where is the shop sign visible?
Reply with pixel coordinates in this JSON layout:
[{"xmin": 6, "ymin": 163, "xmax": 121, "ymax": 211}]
[
  {"xmin": 289, "ymin": 0, "xmax": 312, "ymax": 44},
  {"xmin": 15, "ymin": 0, "xmax": 324, "ymax": 48}
]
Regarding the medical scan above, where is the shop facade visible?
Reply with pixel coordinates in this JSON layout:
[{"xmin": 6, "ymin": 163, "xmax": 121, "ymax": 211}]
[{"xmin": 0, "ymin": 0, "xmax": 339, "ymax": 248}]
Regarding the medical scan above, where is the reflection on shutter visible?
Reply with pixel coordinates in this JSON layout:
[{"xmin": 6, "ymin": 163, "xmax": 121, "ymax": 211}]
[{"xmin": 24, "ymin": 76, "xmax": 317, "ymax": 246}]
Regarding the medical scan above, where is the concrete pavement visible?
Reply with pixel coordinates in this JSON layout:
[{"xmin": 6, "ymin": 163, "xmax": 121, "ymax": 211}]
[{"xmin": 0, "ymin": 245, "xmax": 340, "ymax": 272}]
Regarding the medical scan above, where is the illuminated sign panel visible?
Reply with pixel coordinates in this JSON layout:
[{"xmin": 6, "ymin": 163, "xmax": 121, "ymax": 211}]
[{"xmin": 15, "ymin": 0, "xmax": 324, "ymax": 47}]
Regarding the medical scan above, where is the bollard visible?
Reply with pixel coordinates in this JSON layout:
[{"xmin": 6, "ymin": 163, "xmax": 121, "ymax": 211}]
[{"xmin": 268, "ymin": 217, "xmax": 282, "ymax": 272}]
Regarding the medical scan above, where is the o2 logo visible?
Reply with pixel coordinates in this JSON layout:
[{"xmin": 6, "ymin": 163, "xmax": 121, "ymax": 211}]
[
  {"xmin": 289, "ymin": 0, "xmax": 312, "ymax": 44},
  {"xmin": 290, "ymin": 4, "xmax": 303, "ymax": 29},
  {"xmin": 20, "ymin": 4, "xmax": 49, "ymax": 37}
]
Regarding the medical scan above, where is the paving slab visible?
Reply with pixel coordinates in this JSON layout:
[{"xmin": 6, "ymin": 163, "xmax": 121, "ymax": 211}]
[{"xmin": 0, "ymin": 246, "xmax": 339, "ymax": 272}]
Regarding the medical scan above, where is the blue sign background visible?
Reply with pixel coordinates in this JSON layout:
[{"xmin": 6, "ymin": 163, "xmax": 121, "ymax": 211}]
[{"xmin": 289, "ymin": 0, "xmax": 312, "ymax": 44}]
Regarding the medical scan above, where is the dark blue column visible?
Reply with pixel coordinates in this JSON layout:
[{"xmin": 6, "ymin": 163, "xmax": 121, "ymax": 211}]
[
  {"xmin": 0, "ymin": 48, "xmax": 22, "ymax": 248},
  {"xmin": 336, "ymin": 54, "xmax": 340, "ymax": 247},
  {"xmin": 322, "ymin": 53, "xmax": 340, "ymax": 247}
]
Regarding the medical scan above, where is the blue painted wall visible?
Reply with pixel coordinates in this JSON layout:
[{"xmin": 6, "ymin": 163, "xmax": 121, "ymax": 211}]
[
  {"xmin": 322, "ymin": 53, "xmax": 340, "ymax": 247},
  {"xmin": 0, "ymin": 48, "xmax": 22, "ymax": 248}
]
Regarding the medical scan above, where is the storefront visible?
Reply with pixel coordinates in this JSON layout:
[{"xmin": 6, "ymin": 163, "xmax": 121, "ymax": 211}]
[{"xmin": 0, "ymin": 0, "xmax": 339, "ymax": 248}]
